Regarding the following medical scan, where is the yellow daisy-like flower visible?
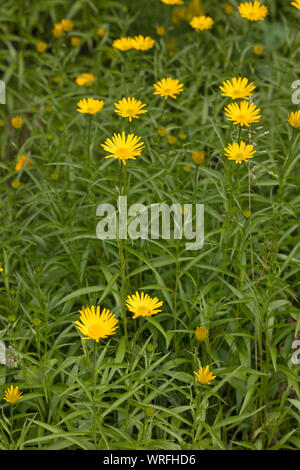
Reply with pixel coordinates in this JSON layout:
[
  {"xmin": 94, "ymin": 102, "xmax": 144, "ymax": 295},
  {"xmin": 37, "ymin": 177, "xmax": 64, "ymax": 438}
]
[
  {"xmin": 36, "ymin": 42, "xmax": 48, "ymax": 52},
  {"xmin": 114, "ymin": 97, "xmax": 147, "ymax": 122},
  {"xmin": 53, "ymin": 23, "xmax": 63, "ymax": 37},
  {"xmin": 238, "ymin": 1, "xmax": 268, "ymax": 21},
  {"xmin": 74, "ymin": 305, "xmax": 118, "ymax": 342},
  {"xmin": 113, "ymin": 37, "xmax": 135, "ymax": 51},
  {"xmin": 157, "ymin": 26, "xmax": 166, "ymax": 36},
  {"xmin": 15, "ymin": 154, "xmax": 32, "ymax": 171},
  {"xmin": 61, "ymin": 19, "xmax": 74, "ymax": 32},
  {"xmin": 224, "ymin": 141, "xmax": 256, "ymax": 164},
  {"xmin": 288, "ymin": 110, "xmax": 300, "ymax": 128},
  {"xmin": 225, "ymin": 3, "xmax": 234, "ymax": 14},
  {"xmin": 161, "ymin": 0, "xmax": 184, "ymax": 4},
  {"xmin": 0, "ymin": 263, "xmax": 3, "ymax": 272},
  {"xmin": 253, "ymin": 45, "xmax": 263, "ymax": 55},
  {"xmin": 291, "ymin": 0, "xmax": 300, "ymax": 10},
  {"xmin": 101, "ymin": 132, "xmax": 144, "ymax": 166},
  {"xmin": 153, "ymin": 77, "xmax": 184, "ymax": 100},
  {"xmin": 11, "ymin": 116, "xmax": 24, "ymax": 129},
  {"xmin": 189, "ymin": 15, "xmax": 214, "ymax": 31},
  {"xmin": 77, "ymin": 98, "xmax": 104, "ymax": 115},
  {"xmin": 224, "ymin": 100, "xmax": 261, "ymax": 127},
  {"xmin": 192, "ymin": 150, "xmax": 205, "ymax": 164},
  {"xmin": 194, "ymin": 366, "xmax": 216, "ymax": 385},
  {"xmin": 126, "ymin": 292, "xmax": 163, "ymax": 319},
  {"xmin": 195, "ymin": 326, "xmax": 209, "ymax": 342},
  {"xmin": 71, "ymin": 37, "xmax": 81, "ymax": 46},
  {"xmin": 97, "ymin": 28, "xmax": 106, "ymax": 37},
  {"xmin": 3, "ymin": 385, "xmax": 23, "ymax": 405},
  {"xmin": 132, "ymin": 35, "xmax": 155, "ymax": 51},
  {"xmin": 75, "ymin": 73, "xmax": 96, "ymax": 87},
  {"xmin": 219, "ymin": 77, "xmax": 255, "ymax": 100},
  {"xmin": 158, "ymin": 127, "xmax": 167, "ymax": 137}
]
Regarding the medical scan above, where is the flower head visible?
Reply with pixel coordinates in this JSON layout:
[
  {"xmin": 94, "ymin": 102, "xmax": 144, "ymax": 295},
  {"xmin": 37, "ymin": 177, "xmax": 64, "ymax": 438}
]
[
  {"xmin": 74, "ymin": 305, "xmax": 118, "ymax": 342},
  {"xmin": 11, "ymin": 116, "xmax": 24, "ymax": 129},
  {"xmin": 126, "ymin": 292, "xmax": 163, "ymax": 319},
  {"xmin": 3, "ymin": 385, "xmax": 23, "ymax": 405},
  {"xmin": 238, "ymin": 1, "xmax": 268, "ymax": 21},
  {"xmin": 53, "ymin": 23, "xmax": 63, "ymax": 37},
  {"xmin": 132, "ymin": 35, "xmax": 155, "ymax": 51},
  {"xmin": 101, "ymin": 132, "xmax": 144, "ymax": 165},
  {"xmin": 189, "ymin": 15, "xmax": 214, "ymax": 31},
  {"xmin": 194, "ymin": 366, "xmax": 216, "ymax": 385},
  {"xmin": 153, "ymin": 77, "xmax": 184, "ymax": 100},
  {"xmin": 224, "ymin": 100, "xmax": 261, "ymax": 126},
  {"xmin": 36, "ymin": 42, "xmax": 47, "ymax": 52},
  {"xmin": 71, "ymin": 37, "xmax": 81, "ymax": 46},
  {"xmin": 0, "ymin": 263, "xmax": 3, "ymax": 272},
  {"xmin": 113, "ymin": 37, "xmax": 135, "ymax": 51},
  {"xmin": 288, "ymin": 110, "xmax": 300, "ymax": 128},
  {"xmin": 114, "ymin": 97, "xmax": 147, "ymax": 122},
  {"xmin": 219, "ymin": 77, "xmax": 255, "ymax": 100},
  {"xmin": 192, "ymin": 150, "xmax": 205, "ymax": 164},
  {"xmin": 161, "ymin": 0, "xmax": 184, "ymax": 4},
  {"xmin": 195, "ymin": 326, "xmax": 209, "ymax": 341},
  {"xmin": 97, "ymin": 28, "xmax": 106, "ymax": 37},
  {"xmin": 225, "ymin": 3, "xmax": 234, "ymax": 14},
  {"xmin": 75, "ymin": 73, "xmax": 96, "ymax": 87},
  {"xmin": 15, "ymin": 154, "xmax": 31, "ymax": 171},
  {"xmin": 253, "ymin": 45, "xmax": 263, "ymax": 55},
  {"xmin": 61, "ymin": 19, "xmax": 74, "ymax": 32},
  {"xmin": 77, "ymin": 98, "xmax": 104, "ymax": 115},
  {"xmin": 291, "ymin": 0, "xmax": 300, "ymax": 10},
  {"xmin": 157, "ymin": 26, "xmax": 166, "ymax": 36},
  {"xmin": 224, "ymin": 141, "xmax": 256, "ymax": 164}
]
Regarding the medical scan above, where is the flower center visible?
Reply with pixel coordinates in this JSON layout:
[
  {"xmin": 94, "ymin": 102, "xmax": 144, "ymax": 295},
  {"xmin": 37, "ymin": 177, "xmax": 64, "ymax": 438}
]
[
  {"xmin": 235, "ymin": 153, "xmax": 244, "ymax": 160},
  {"xmin": 137, "ymin": 305, "xmax": 150, "ymax": 316},
  {"xmin": 116, "ymin": 146, "xmax": 129, "ymax": 159},
  {"xmin": 88, "ymin": 323, "xmax": 103, "ymax": 338}
]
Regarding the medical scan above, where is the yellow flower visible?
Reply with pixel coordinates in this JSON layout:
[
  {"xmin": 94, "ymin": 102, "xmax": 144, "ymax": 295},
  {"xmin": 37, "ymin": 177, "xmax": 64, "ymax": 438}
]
[
  {"xmin": 224, "ymin": 100, "xmax": 261, "ymax": 126},
  {"xmin": 36, "ymin": 42, "xmax": 47, "ymax": 52},
  {"xmin": 50, "ymin": 172, "xmax": 59, "ymax": 180},
  {"xmin": 179, "ymin": 132, "xmax": 187, "ymax": 140},
  {"xmin": 3, "ymin": 385, "xmax": 23, "ymax": 405},
  {"xmin": 189, "ymin": 15, "xmax": 214, "ymax": 31},
  {"xmin": 132, "ymin": 35, "xmax": 155, "ymax": 51},
  {"xmin": 114, "ymin": 97, "xmax": 147, "ymax": 122},
  {"xmin": 97, "ymin": 27, "xmax": 106, "ymax": 37},
  {"xmin": 161, "ymin": 0, "xmax": 184, "ymax": 4},
  {"xmin": 192, "ymin": 150, "xmax": 205, "ymax": 164},
  {"xmin": 158, "ymin": 127, "xmax": 167, "ymax": 137},
  {"xmin": 224, "ymin": 3, "xmax": 234, "ymax": 14},
  {"xmin": 15, "ymin": 154, "xmax": 32, "ymax": 171},
  {"xmin": 183, "ymin": 165, "xmax": 191, "ymax": 172},
  {"xmin": 238, "ymin": 1, "xmax": 268, "ymax": 21},
  {"xmin": 172, "ymin": 8, "xmax": 186, "ymax": 24},
  {"xmin": 61, "ymin": 19, "xmax": 74, "ymax": 32},
  {"xmin": 53, "ymin": 76, "xmax": 62, "ymax": 83},
  {"xmin": 75, "ymin": 73, "xmax": 96, "ymax": 87},
  {"xmin": 126, "ymin": 292, "xmax": 163, "ymax": 319},
  {"xmin": 253, "ymin": 45, "xmax": 263, "ymax": 55},
  {"xmin": 0, "ymin": 263, "xmax": 3, "ymax": 272},
  {"xmin": 77, "ymin": 97, "xmax": 104, "ymax": 115},
  {"xmin": 101, "ymin": 132, "xmax": 144, "ymax": 166},
  {"xmin": 224, "ymin": 141, "xmax": 256, "ymax": 164},
  {"xmin": 71, "ymin": 37, "xmax": 81, "ymax": 46},
  {"xmin": 11, "ymin": 180, "xmax": 21, "ymax": 189},
  {"xmin": 113, "ymin": 37, "xmax": 135, "ymax": 51},
  {"xmin": 156, "ymin": 26, "xmax": 166, "ymax": 36},
  {"xmin": 288, "ymin": 110, "xmax": 300, "ymax": 128},
  {"xmin": 291, "ymin": 0, "xmax": 300, "ymax": 10},
  {"xmin": 53, "ymin": 23, "xmax": 63, "ymax": 37},
  {"xmin": 153, "ymin": 77, "xmax": 184, "ymax": 100},
  {"xmin": 168, "ymin": 135, "xmax": 177, "ymax": 144},
  {"xmin": 195, "ymin": 326, "xmax": 209, "ymax": 341},
  {"xmin": 11, "ymin": 116, "xmax": 24, "ymax": 129},
  {"xmin": 74, "ymin": 305, "xmax": 118, "ymax": 342},
  {"xmin": 194, "ymin": 366, "xmax": 216, "ymax": 385},
  {"xmin": 219, "ymin": 77, "xmax": 255, "ymax": 100}
]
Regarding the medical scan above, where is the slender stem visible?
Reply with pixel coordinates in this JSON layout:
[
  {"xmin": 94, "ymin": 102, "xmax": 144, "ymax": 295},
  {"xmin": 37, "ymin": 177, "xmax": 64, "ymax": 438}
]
[
  {"xmin": 119, "ymin": 163, "xmax": 128, "ymax": 343},
  {"xmin": 92, "ymin": 341, "xmax": 98, "ymax": 448},
  {"xmin": 10, "ymin": 405, "xmax": 14, "ymax": 448}
]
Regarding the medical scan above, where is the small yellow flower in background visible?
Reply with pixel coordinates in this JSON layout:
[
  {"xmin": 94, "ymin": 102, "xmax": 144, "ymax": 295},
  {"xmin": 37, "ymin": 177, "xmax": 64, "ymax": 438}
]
[
  {"xmin": 50, "ymin": 172, "xmax": 59, "ymax": 180},
  {"xmin": 192, "ymin": 150, "xmax": 205, "ymax": 164},
  {"xmin": 114, "ymin": 97, "xmax": 147, "ymax": 122},
  {"xmin": 156, "ymin": 26, "xmax": 166, "ymax": 36},
  {"xmin": 97, "ymin": 27, "xmax": 106, "ymax": 37},
  {"xmin": 77, "ymin": 97, "xmax": 104, "ymax": 115},
  {"xmin": 0, "ymin": 119, "xmax": 5, "ymax": 126},
  {"xmin": 153, "ymin": 77, "xmax": 184, "ymax": 100},
  {"xmin": 224, "ymin": 100, "xmax": 261, "ymax": 126},
  {"xmin": 53, "ymin": 76, "xmax": 62, "ymax": 83},
  {"xmin": 224, "ymin": 3, "xmax": 234, "ymax": 14},
  {"xmin": 53, "ymin": 23, "xmax": 63, "ymax": 37},
  {"xmin": 15, "ymin": 154, "xmax": 32, "ymax": 171},
  {"xmin": 161, "ymin": 0, "xmax": 184, "ymax": 4},
  {"xmin": 189, "ymin": 15, "xmax": 214, "ymax": 31},
  {"xmin": 220, "ymin": 77, "xmax": 255, "ymax": 100},
  {"xmin": 101, "ymin": 132, "xmax": 145, "ymax": 166},
  {"xmin": 172, "ymin": 8, "xmax": 186, "ymax": 24},
  {"xmin": 75, "ymin": 73, "xmax": 96, "ymax": 87},
  {"xmin": 158, "ymin": 127, "xmax": 167, "ymax": 137},
  {"xmin": 291, "ymin": 0, "xmax": 300, "ymax": 10},
  {"xmin": 11, "ymin": 180, "xmax": 21, "ymax": 189},
  {"xmin": 113, "ymin": 37, "xmax": 135, "ymax": 51},
  {"xmin": 74, "ymin": 305, "xmax": 118, "ymax": 342},
  {"xmin": 179, "ymin": 132, "xmax": 187, "ymax": 140},
  {"xmin": 32, "ymin": 318, "xmax": 41, "ymax": 327},
  {"xmin": 11, "ymin": 116, "xmax": 24, "ymax": 129},
  {"xmin": 194, "ymin": 366, "xmax": 216, "ymax": 385},
  {"xmin": 145, "ymin": 407, "xmax": 155, "ymax": 417},
  {"xmin": 71, "ymin": 36, "xmax": 81, "ymax": 46},
  {"xmin": 195, "ymin": 326, "xmax": 209, "ymax": 342},
  {"xmin": 243, "ymin": 210, "xmax": 252, "ymax": 218},
  {"xmin": 238, "ymin": 1, "xmax": 268, "ymax": 21},
  {"xmin": 3, "ymin": 385, "xmax": 23, "ymax": 405},
  {"xmin": 288, "ymin": 110, "xmax": 300, "ymax": 128},
  {"xmin": 132, "ymin": 35, "xmax": 155, "ymax": 51},
  {"xmin": 184, "ymin": 165, "xmax": 191, "ymax": 172},
  {"xmin": 253, "ymin": 45, "xmax": 263, "ymax": 55},
  {"xmin": 224, "ymin": 141, "xmax": 256, "ymax": 164},
  {"xmin": 168, "ymin": 135, "xmax": 177, "ymax": 144},
  {"xmin": 126, "ymin": 292, "xmax": 163, "ymax": 319},
  {"xmin": 36, "ymin": 42, "xmax": 47, "ymax": 52},
  {"xmin": 61, "ymin": 19, "xmax": 74, "ymax": 32},
  {"xmin": 0, "ymin": 263, "xmax": 3, "ymax": 272}
]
